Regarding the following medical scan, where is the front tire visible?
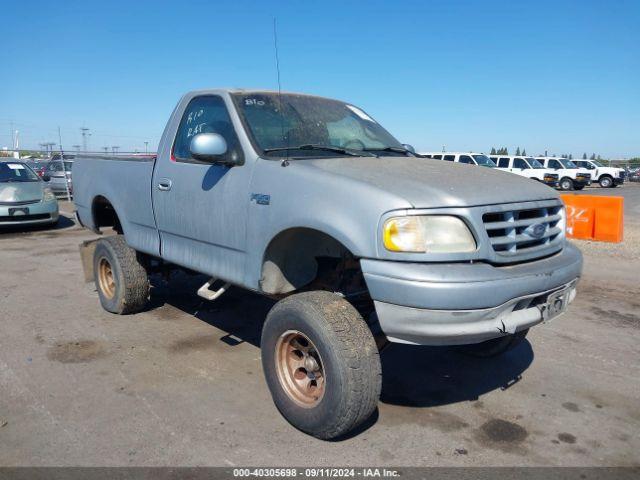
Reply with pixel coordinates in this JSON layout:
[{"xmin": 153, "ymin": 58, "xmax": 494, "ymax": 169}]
[
  {"xmin": 261, "ymin": 291, "xmax": 381, "ymax": 440},
  {"xmin": 93, "ymin": 236, "xmax": 150, "ymax": 314},
  {"xmin": 456, "ymin": 329, "xmax": 529, "ymax": 358},
  {"xmin": 559, "ymin": 177, "xmax": 574, "ymax": 191},
  {"xmin": 599, "ymin": 175, "xmax": 613, "ymax": 188}
]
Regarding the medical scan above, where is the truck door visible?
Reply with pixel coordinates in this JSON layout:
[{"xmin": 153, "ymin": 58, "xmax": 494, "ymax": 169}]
[{"xmin": 152, "ymin": 94, "xmax": 252, "ymax": 285}]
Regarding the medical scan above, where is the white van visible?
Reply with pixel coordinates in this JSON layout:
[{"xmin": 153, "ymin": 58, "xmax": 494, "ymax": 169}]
[
  {"xmin": 490, "ymin": 155, "xmax": 559, "ymax": 187},
  {"xmin": 419, "ymin": 152, "xmax": 497, "ymax": 167},
  {"xmin": 573, "ymin": 159, "xmax": 625, "ymax": 188},
  {"xmin": 536, "ymin": 157, "xmax": 591, "ymax": 191}
]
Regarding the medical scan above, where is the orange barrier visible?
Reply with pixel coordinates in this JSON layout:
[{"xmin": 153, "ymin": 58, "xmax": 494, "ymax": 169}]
[{"xmin": 560, "ymin": 194, "xmax": 624, "ymax": 243}]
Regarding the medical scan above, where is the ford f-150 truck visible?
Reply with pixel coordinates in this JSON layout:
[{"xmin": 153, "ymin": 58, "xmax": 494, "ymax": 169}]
[{"xmin": 74, "ymin": 89, "xmax": 583, "ymax": 440}]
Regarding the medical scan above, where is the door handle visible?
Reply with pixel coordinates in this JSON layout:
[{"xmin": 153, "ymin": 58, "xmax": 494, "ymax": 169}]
[{"xmin": 157, "ymin": 178, "xmax": 172, "ymax": 191}]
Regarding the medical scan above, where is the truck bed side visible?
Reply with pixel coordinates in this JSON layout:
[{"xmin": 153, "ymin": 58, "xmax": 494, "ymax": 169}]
[{"xmin": 73, "ymin": 155, "xmax": 160, "ymax": 256}]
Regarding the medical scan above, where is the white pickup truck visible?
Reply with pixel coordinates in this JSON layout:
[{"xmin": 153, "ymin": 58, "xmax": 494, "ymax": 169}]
[{"xmin": 574, "ymin": 159, "xmax": 626, "ymax": 188}]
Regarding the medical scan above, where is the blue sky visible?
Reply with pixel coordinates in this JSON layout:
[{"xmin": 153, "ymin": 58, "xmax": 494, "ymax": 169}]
[{"xmin": 2, "ymin": 0, "xmax": 638, "ymax": 158}]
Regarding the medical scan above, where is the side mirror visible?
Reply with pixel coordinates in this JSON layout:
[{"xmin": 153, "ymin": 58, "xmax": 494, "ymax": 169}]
[
  {"xmin": 402, "ymin": 144, "xmax": 416, "ymax": 154},
  {"xmin": 190, "ymin": 133, "xmax": 228, "ymax": 163},
  {"xmin": 42, "ymin": 175, "xmax": 51, "ymax": 182}
]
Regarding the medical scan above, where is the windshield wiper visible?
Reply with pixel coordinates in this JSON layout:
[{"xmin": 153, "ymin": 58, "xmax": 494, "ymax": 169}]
[
  {"xmin": 363, "ymin": 146, "xmax": 413, "ymax": 156},
  {"xmin": 263, "ymin": 144, "xmax": 377, "ymax": 157}
]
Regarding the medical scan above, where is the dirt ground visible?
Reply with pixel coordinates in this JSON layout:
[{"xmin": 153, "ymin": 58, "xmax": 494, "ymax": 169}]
[{"xmin": 1, "ymin": 185, "xmax": 639, "ymax": 467}]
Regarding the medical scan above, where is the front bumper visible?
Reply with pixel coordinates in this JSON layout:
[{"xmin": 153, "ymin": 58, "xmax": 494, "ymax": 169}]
[
  {"xmin": 361, "ymin": 243, "xmax": 583, "ymax": 345},
  {"xmin": 543, "ymin": 175, "xmax": 559, "ymax": 187},
  {"xmin": 575, "ymin": 176, "xmax": 591, "ymax": 186},
  {"xmin": 0, "ymin": 200, "xmax": 59, "ymax": 227},
  {"xmin": 614, "ymin": 177, "xmax": 625, "ymax": 185}
]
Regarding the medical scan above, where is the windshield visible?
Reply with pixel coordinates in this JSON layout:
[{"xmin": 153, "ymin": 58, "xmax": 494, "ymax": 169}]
[
  {"xmin": 526, "ymin": 157, "xmax": 546, "ymax": 169},
  {"xmin": 472, "ymin": 154, "xmax": 496, "ymax": 167},
  {"xmin": 0, "ymin": 162, "xmax": 40, "ymax": 182},
  {"xmin": 592, "ymin": 160, "xmax": 605, "ymax": 167},
  {"xmin": 560, "ymin": 159, "xmax": 578, "ymax": 169},
  {"xmin": 233, "ymin": 93, "xmax": 404, "ymax": 157}
]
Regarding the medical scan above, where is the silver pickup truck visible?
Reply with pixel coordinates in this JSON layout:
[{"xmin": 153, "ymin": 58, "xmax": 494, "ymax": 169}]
[{"xmin": 74, "ymin": 89, "xmax": 583, "ymax": 440}]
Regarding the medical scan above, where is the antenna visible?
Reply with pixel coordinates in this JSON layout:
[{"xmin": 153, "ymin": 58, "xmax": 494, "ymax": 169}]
[
  {"xmin": 273, "ymin": 18, "xmax": 289, "ymax": 167},
  {"xmin": 273, "ymin": 18, "xmax": 282, "ymax": 96}
]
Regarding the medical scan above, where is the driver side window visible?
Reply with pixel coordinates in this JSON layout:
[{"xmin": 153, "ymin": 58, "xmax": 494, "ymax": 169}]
[
  {"xmin": 514, "ymin": 158, "xmax": 528, "ymax": 169},
  {"xmin": 172, "ymin": 95, "xmax": 243, "ymax": 164}
]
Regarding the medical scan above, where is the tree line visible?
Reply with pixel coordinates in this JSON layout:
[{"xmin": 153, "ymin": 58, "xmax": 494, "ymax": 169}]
[{"xmin": 489, "ymin": 147, "xmax": 603, "ymax": 161}]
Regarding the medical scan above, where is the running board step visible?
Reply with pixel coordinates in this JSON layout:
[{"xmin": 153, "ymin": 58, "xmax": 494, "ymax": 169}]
[{"xmin": 197, "ymin": 278, "xmax": 230, "ymax": 301}]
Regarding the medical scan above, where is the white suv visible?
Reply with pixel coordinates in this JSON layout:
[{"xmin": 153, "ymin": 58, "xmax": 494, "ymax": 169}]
[
  {"xmin": 419, "ymin": 152, "xmax": 497, "ymax": 168},
  {"xmin": 536, "ymin": 157, "xmax": 591, "ymax": 191},
  {"xmin": 490, "ymin": 155, "xmax": 559, "ymax": 187},
  {"xmin": 573, "ymin": 159, "xmax": 625, "ymax": 188}
]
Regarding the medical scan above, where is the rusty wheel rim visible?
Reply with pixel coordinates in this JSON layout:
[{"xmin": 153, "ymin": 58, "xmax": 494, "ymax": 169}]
[
  {"xmin": 275, "ymin": 330, "xmax": 326, "ymax": 408},
  {"xmin": 98, "ymin": 257, "xmax": 116, "ymax": 299}
]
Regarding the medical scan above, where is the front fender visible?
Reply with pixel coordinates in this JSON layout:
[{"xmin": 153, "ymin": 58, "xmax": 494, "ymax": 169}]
[{"xmin": 242, "ymin": 159, "xmax": 411, "ymax": 289}]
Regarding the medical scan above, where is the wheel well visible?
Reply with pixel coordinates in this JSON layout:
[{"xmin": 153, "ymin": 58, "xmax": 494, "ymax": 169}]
[
  {"xmin": 92, "ymin": 196, "xmax": 123, "ymax": 234},
  {"xmin": 260, "ymin": 228, "xmax": 367, "ymax": 298}
]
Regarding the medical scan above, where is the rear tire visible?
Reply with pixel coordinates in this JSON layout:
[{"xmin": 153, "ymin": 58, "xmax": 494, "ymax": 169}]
[
  {"xmin": 599, "ymin": 175, "xmax": 613, "ymax": 188},
  {"xmin": 261, "ymin": 291, "xmax": 381, "ymax": 440},
  {"xmin": 559, "ymin": 177, "xmax": 574, "ymax": 191},
  {"xmin": 93, "ymin": 235, "xmax": 149, "ymax": 314},
  {"xmin": 456, "ymin": 329, "xmax": 529, "ymax": 358}
]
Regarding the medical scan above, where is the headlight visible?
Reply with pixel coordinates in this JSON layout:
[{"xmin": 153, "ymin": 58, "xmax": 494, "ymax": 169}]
[
  {"xmin": 382, "ymin": 215, "xmax": 476, "ymax": 253},
  {"xmin": 43, "ymin": 187, "xmax": 56, "ymax": 202}
]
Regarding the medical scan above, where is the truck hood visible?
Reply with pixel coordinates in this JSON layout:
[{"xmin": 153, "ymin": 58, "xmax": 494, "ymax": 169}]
[
  {"xmin": 599, "ymin": 167, "xmax": 623, "ymax": 175},
  {"xmin": 303, "ymin": 156, "xmax": 559, "ymax": 208},
  {"xmin": 0, "ymin": 182, "xmax": 44, "ymax": 203}
]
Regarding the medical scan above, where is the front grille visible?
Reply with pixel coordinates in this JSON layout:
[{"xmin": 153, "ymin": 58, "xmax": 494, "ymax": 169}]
[
  {"xmin": 0, "ymin": 199, "xmax": 41, "ymax": 206},
  {"xmin": 0, "ymin": 213, "xmax": 50, "ymax": 223},
  {"xmin": 620, "ymin": 171, "xmax": 626, "ymax": 180},
  {"xmin": 483, "ymin": 205, "xmax": 563, "ymax": 256}
]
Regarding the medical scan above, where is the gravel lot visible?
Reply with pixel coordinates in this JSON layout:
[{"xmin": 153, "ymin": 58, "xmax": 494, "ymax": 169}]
[{"xmin": 1, "ymin": 185, "xmax": 639, "ymax": 467}]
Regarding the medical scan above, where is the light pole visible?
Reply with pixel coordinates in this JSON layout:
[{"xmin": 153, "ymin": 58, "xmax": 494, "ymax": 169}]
[
  {"xmin": 144, "ymin": 141, "xmax": 148, "ymax": 154},
  {"xmin": 80, "ymin": 127, "xmax": 90, "ymax": 152}
]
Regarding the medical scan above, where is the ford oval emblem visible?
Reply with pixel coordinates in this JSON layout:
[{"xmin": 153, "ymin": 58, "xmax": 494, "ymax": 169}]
[{"xmin": 524, "ymin": 223, "xmax": 546, "ymax": 239}]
